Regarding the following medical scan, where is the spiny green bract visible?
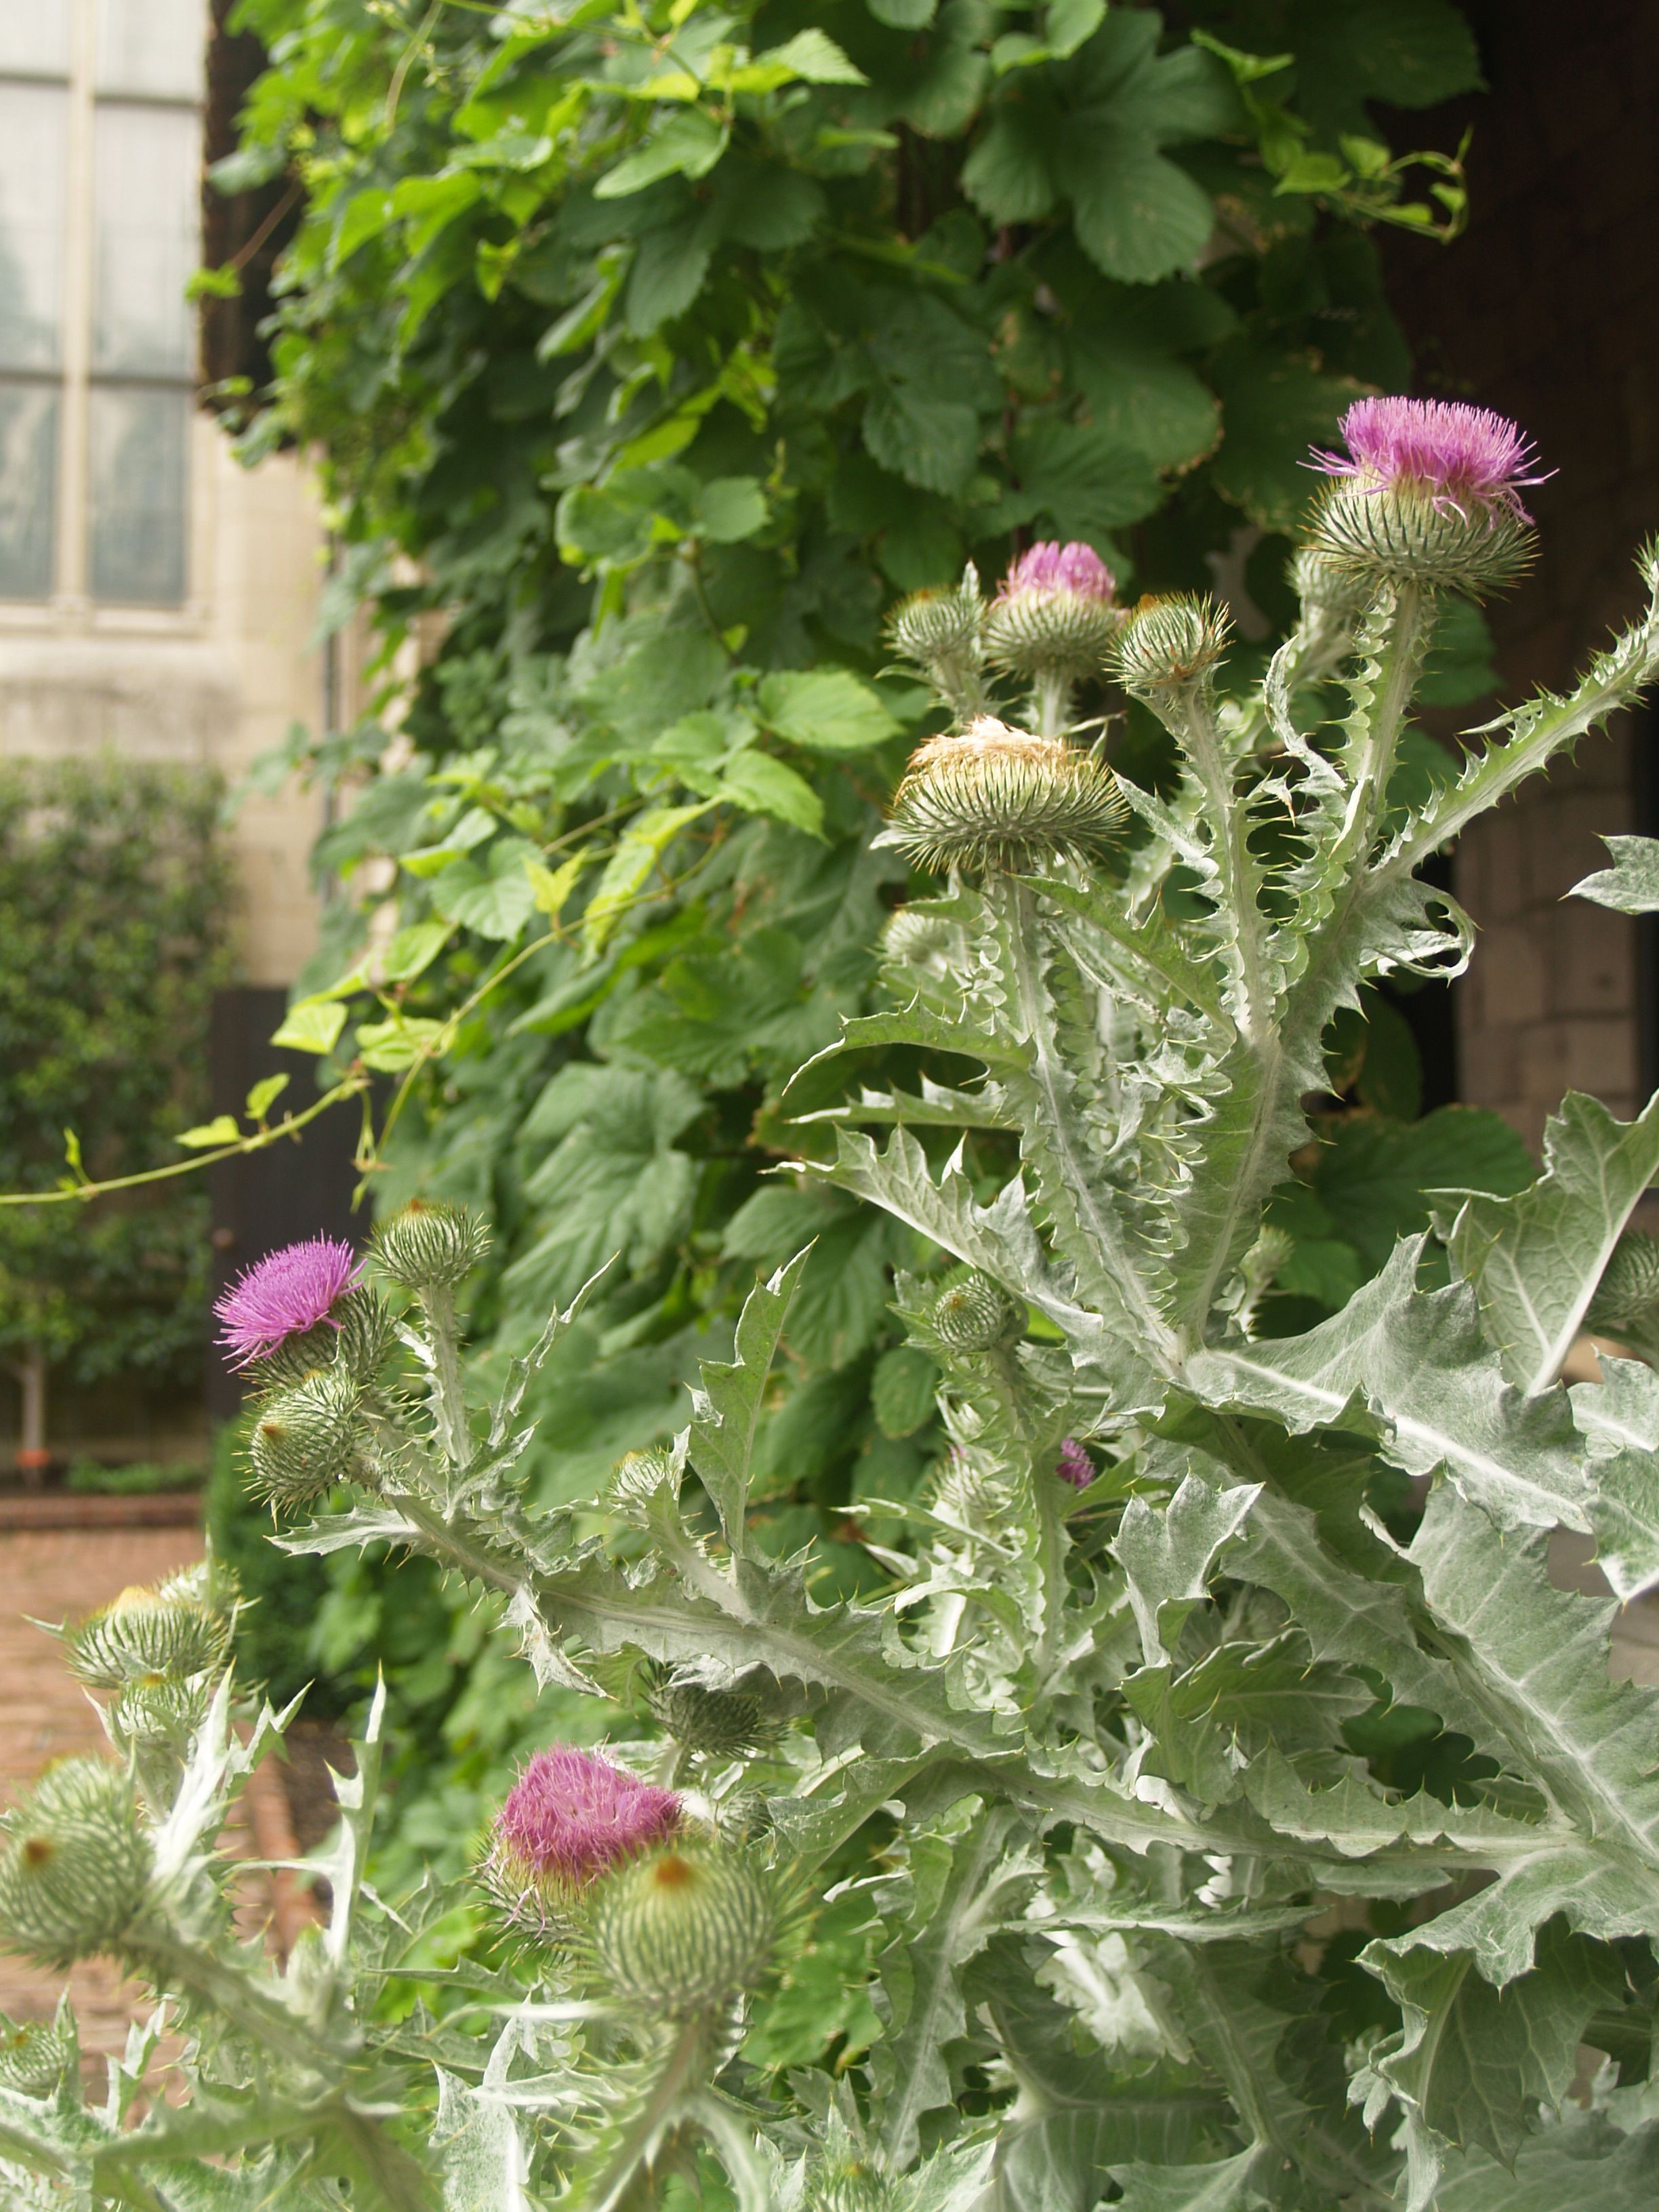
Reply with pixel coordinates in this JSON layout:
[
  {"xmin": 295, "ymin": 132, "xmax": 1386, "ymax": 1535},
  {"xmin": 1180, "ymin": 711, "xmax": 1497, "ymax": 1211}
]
[
  {"xmin": 588, "ymin": 1845, "xmax": 777, "ymax": 2020},
  {"xmin": 370, "ymin": 1199, "xmax": 490, "ymax": 1293},
  {"xmin": 248, "ymin": 1367, "xmax": 363, "ymax": 1508},
  {"xmin": 0, "ymin": 1759, "xmax": 150, "ymax": 1969}
]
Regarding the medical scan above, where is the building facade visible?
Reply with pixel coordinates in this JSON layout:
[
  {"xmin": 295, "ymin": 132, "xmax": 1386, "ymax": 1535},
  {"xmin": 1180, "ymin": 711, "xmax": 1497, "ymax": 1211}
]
[{"xmin": 0, "ymin": 0, "xmax": 327, "ymax": 989}]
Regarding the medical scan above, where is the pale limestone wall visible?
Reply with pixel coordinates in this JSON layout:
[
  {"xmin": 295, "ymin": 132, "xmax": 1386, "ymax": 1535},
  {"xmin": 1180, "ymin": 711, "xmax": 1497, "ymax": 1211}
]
[{"xmin": 0, "ymin": 416, "xmax": 326, "ymax": 987}]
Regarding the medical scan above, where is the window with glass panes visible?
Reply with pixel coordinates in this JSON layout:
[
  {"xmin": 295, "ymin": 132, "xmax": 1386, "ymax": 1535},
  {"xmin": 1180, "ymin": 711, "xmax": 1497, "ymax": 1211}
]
[{"xmin": 0, "ymin": 0, "xmax": 203, "ymax": 609}]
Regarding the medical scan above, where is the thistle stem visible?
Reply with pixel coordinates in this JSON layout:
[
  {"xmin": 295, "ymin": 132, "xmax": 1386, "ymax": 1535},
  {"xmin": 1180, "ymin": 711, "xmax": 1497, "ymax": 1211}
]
[
  {"xmin": 417, "ymin": 1284, "xmax": 470, "ymax": 1468},
  {"xmin": 584, "ymin": 2015, "xmax": 710, "ymax": 2212}
]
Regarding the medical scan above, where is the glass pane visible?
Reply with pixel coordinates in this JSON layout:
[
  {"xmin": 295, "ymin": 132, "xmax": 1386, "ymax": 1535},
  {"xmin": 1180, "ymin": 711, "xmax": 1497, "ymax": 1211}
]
[
  {"xmin": 96, "ymin": 0, "xmax": 204, "ymax": 98},
  {"xmin": 0, "ymin": 380, "xmax": 58, "ymax": 598},
  {"xmin": 93, "ymin": 104, "xmax": 200, "ymax": 376},
  {"xmin": 0, "ymin": 4, "xmax": 71, "ymax": 75},
  {"xmin": 0, "ymin": 83, "xmax": 67, "ymax": 371},
  {"xmin": 89, "ymin": 384, "xmax": 188, "ymax": 605}
]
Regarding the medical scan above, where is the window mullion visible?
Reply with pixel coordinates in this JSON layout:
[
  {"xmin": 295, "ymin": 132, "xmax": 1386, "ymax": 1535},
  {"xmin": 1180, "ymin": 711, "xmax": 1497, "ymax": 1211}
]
[{"xmin": 54, "ymin": 0, "xmax": 96, "ymax": 608}]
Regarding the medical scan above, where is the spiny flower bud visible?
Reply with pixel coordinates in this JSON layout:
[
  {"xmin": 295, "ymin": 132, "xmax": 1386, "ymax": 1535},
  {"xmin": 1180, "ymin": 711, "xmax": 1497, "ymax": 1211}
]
[
  {"xmin": 248, "ymin": 1367, "xmax": 364, "ymax": 1510},
  {"xmin": 0, "ymin": 2009, "xmax": 75, "ymax": 2095},
  {"xmin": 0, "ymin": 1759, "xmax": 151, "ymax": 1969},
  {"xmin": 1306, "ymin": 397, "xmax": 1544, "ymax": 598},
  {"xmin": 886, "ymin": 566, "xmax": 985, "ymax": 719},
  {"xmin": 588, "ymin": 1844, "xmax": 775, "ymax": 2020},
  {"xmin": 214, "ymin": 1235, "xmax": 361, "ymax": 1368},
  {"xmin": 808, "ymin": 2165, "xmax": 895, "ymax": 2212},
  {"xmin": 886, "ymin": 717, "xmax": 1125, "ymax": 876},
  {"xmin": 984, "ymin": 540, "xmax": 1120, "ymax": 682},
  {"xmin": 931, "ymin": 1266, "xmax": 1024, "ymax": 1353},
  {"xmin": 1290, "ymin": 546, "xmax": 1378, "ymax": 622},
  {"xmin": 62, "ymin": 1582, "xmax": 230, "ymax": 1689},
  {"xmin": 1112, "ymin": 596, "xmax": 1231, "ymax": 697},
  {"xmin": 644, "ymin": 1666, "xmax": 778, "ymax": 1761},
  {"xmin": 1055, "ymin": 1437, "xmax": 1094, "ymax": 1490},
  {"xmin": 1587, "ymin": 1231, "xmax": 1659, "ymax": 1332},
  {"xmin": 107, "ymin": 1672, "xmax": 216, "ymax": 1750},
  {"xmin": 252, "ymin": 1285, "xmax": 395, "ymax": 1391},
  {"xmin": 370, "ymin": 1197, "xmax": 490, "ymax": 1292},
  {"xmin": 483, "ymin": 1746, "xmax": 681, "ymax": 1934}
]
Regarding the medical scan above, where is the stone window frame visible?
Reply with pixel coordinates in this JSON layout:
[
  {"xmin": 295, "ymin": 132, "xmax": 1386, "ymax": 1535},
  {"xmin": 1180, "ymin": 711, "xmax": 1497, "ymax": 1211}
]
[{"xmin": 0, "ymin": 0, "xmax": 208, "ymax": 636}]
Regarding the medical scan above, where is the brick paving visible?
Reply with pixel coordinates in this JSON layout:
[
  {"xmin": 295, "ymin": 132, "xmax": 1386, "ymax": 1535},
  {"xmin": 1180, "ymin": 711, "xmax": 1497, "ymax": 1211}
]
[{"xmin": 0, "ymin": 1525, "xmax": 204, "ymax": 2062}]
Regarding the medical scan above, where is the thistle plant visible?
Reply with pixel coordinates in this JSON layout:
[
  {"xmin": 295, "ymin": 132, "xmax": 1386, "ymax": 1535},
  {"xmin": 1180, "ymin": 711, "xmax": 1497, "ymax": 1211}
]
[{"xmin": 12, "ymin": 407, "xmax": 1659, "ymax": 2207}]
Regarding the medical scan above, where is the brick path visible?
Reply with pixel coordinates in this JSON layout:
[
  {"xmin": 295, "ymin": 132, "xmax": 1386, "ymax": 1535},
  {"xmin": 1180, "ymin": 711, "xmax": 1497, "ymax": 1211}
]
[{"xmin": 0, "ymin": 1526, "xmax": 203, "ymax": 2060}]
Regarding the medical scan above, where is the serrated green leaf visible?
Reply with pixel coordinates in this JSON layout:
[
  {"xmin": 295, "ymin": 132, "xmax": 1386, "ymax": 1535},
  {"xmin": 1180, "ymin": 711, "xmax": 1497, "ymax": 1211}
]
[
  {"xmin": 270, "ymin": 998, "xmax": 348, "ymax": 1054},
  {"xmin": 717, "ymin": 750, "xmax": 825, "ymax": 838},
  {"xmin": 690, "ymin": 474, "xmax": 768, "ymax": 542},
  {"xmin": 1363, "ymin": 1920, "xmax": 1622, "ymax": 2177},
  {"xmin": 593, "ymin": 110, "xmax": 727, "ymax": 199},
  {"xmin": 1065, "ymin": 128, "xmax": 1215, "ymax": 285},
  {"xmin": 1108, "ymin": 2149, "xmax": 1267, "ymax": 2211},
  {"xmin": 176, "ymin": 1114, "xmax": 242, "ymax": 1149},
  {"xmin": 872, "ymin": 1345, "xmax": 939, "ymax": 1437},
  {"xmin": 1572, "ymin": 1357, "xmax": 1659, "ymax": 1601},
  {"xmin": 243, "ymin": 1072, "xmax": 289, "ymax": 1122},
  {"xmin": 758, "ymin": 669, "xmax": 899, "ymax": 754},
  {"xmin": 1111, "ymin": 1473, "xmax": 1261, "ymax": 1666},
  {"xmin": 1450, "ymin": 1092, "xmax": 1659, "ymax": 1394},
  {"xmin": 689, "ymin": 1248, "xmax": 811, "ymax": 1553},
  {"xmin": 1186, "ymin": 1238, "xmax": 1592, "ymax": 1532},
  {"xmin": 874, "ymin": 1805, "xmax": 1043, "ymax": 2166},
  {"xmin": 1572, "ymin": 833, "xmax": 1659, "ymax": 914},
  {"xmin": 429, "ymin": 836, "xmax": 541, "ymax": 940},
  {"xmin": 582, "ymin": 802, "xmax": 712, "ymax": 951}
]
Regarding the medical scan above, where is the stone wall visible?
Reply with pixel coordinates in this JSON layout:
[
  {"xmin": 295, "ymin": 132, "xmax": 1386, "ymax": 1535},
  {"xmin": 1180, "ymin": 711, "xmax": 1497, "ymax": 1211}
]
[{"xmin": 1383, "ymin": 0, "xmax": 1659, "ymax": 1150}]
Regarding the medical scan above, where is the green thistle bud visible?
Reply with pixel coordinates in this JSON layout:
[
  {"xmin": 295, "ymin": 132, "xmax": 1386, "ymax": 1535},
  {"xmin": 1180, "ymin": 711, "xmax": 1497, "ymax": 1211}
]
[
  {"xmin": 931, "ymin": 1265, "xmax": 1024, "ymax": 1353},
  {"xmin": 886, "ymin": 571, "xmax": 985, "ymax": 717},
  {"xmin": 62, "ymin": 1583, "xmax": 230, "ymax": 1689},
  {"xmin": 885, "ymin": 717, "xmax": 1125, "ymax": 876},
  {"xmin": 248, "ymin": 1367, "xmax": 363, "ymax": 1510},
  {"xmin": 1290, "ymin": 546, "xmax": 1378, "ymax": 621},
  {"xmin": 644, "ymin": 1666, "xmax": 777, "ymax": 1760},
  {"xmin": 0, "ymin": 2009, "xmax": 75, "ymax": 2095},
  {"xmin": 252, "ymin": 1285, "xmax": 395, "ymax": 1391},
  {"xmin": 808, "ymin": 2165, "xmax": 894, "ymax": 2212},
  {"xmin": 0, "ymin": 1759, "xmax": 151, "ymax": 1969},
  {"xmin": 108, "ymin": 1671, "xmax": 216, "ymax": 1749},
  {"xmin": 1111, "ymin": 596, "xmax": 1231, "ymax": 697},
  {"xmin": 371, "ymin": 1197, "xmax": 491, "ymax": 1293},
  {"xmin": 589, "ymin": 1845, "xmax": 775, "ymax": 2020},
  {"xmin": 1587, "ymin": 1231, "xmax": 1659, "ymax": 1332},
  {"xmin": 888, "ymin": 577, "xmax": 981, "ymax": 667},
  {"xmin": 1306, "ymin": 484, "xmax": 1534, "ymax": 599}
]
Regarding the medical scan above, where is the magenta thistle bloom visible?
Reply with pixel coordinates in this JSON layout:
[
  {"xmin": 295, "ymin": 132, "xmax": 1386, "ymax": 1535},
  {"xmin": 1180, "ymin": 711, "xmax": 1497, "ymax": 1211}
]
[
  {"xmin": 1311, "ymin": 397, "xmax": 1549, "ymax": 522},
  {"xmin": 1055, "ymin": 1437, "xmax": 1094, "ymax": 1490},
  {"xmin": 213, "ymin": 1236, "xmax": 361, "ymax": 1367},
  {"xmin": 998, "ymin": 540, "xmax": 1116, "ymax": 604},
  {"xmin": 490, "ymin": 1747, "xmax": 680, "ymax": 1922}
]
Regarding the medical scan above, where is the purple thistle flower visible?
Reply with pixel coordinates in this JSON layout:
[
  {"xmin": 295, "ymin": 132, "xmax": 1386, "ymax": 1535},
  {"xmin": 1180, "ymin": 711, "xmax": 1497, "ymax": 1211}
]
[
  {"xmin": 1311, "ymin": 397, "xmax": 1550, "ymax": 522},
  {"xmin": 213, "ymin": 1236, "xmax": 362, "ymax": 1367},
  {"xmin": 998, "ymin": 541, "xmax": 1116, "ymax": 604},
  {"xmin": 1056, "ymin": 1437, "xmax": 1094, "ymax": 1490},
  {"xmin": 491, "ymin": 1747, "xmax": 680, "ymax": 1912}
]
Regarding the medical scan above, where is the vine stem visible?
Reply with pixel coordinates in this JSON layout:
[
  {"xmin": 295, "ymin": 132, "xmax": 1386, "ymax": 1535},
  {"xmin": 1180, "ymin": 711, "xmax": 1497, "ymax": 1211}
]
[{"xmin": 0, "ymin": 1076, "xmax": 367, "ymax": 1210}]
